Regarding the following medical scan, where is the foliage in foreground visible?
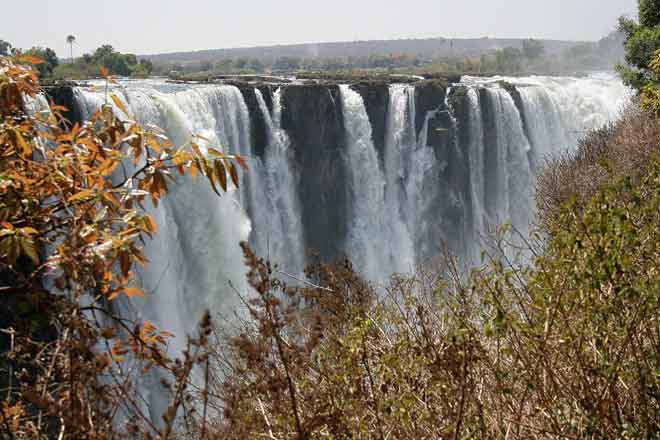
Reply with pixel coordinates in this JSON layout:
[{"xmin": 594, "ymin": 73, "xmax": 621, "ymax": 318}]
[
  {"xmin": 196, "ymin": 163, "xmax": 660, "ymax": 438},
  {"xmin": 535, "ymin": 104, "xmax": 660, "ymax": 227},
  {"xmin": 0, "ymin": 56, "xmax": 246, "ymax": 438}
]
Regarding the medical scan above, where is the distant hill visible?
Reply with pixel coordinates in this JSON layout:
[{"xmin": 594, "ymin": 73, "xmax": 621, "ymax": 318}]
[{"xmin": 143, "ymin": 37, "xmax": 583, "ymax": 65}]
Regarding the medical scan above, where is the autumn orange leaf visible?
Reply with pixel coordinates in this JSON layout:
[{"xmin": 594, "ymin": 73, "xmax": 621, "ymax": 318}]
[
  {"xmin": 68, "ymin": 189, "xmax": 96, "ymax": 202},
  {"xmin": 110, "ymin": 94, "xmax": 129, "ymax": 116},
  {"xmin": 144, "ymin": 214, "xmax": 159, "ymax": 233},
  {"xmin": 229, "ymin": 161, "xmax": 239, "ymax": 188},
  {"xmin": 234, "ymin": 154, "xmax": 249, "ymax": 171},
  {"xmin": 19, "ymin": 55, "xmax": 44, "ymax": 65},
  {"xmin": 124, "ymin": 287, "xmax": 145, "ymax": 298},
  {"xmin": 215, "ymin": 160, "xmax": 227, "ymax": 191},
  {"xmin": 15, "ymin": 129, "xmax": 32, "ymax": 156}
]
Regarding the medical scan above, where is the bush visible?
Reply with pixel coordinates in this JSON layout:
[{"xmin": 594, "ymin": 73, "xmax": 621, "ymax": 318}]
[
  {"xmin": 0, "ymin": 55, "xmax": 246, "ymax": 438},
  {"xmin": 191, "ymin": 150, "xmax": 660, "ymax": 438},
  {"xmin": 536, "ymin": 104, "xmax": 660, "ymax": 227}
]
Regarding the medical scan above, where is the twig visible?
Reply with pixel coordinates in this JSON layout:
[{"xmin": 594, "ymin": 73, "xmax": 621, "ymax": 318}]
[
  {"xmin": 275, "ymin": 269, "xmax": 334, "ymax": 292},
  {"xmin": 257, "ymin": 396, "xmax": 277, "ymax": 440}
]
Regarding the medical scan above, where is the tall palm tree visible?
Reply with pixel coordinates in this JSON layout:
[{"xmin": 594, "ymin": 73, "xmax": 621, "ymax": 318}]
[{"xmin": 66, "ymin": 35, "xmax": 76, "ymax": 64}]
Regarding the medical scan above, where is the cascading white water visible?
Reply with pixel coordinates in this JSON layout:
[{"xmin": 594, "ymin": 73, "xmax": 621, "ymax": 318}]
[
  {"xmin": 460, "ymin": 74, "xmax": 630, "ymax": 242},
  {"xmin": 74, "ymin": 84, "xmax": 255, "ymax": 418},
  {"xmin": 252, "ymin": 88, "xmax": 305, "ymax": 273},
  {"xmin": 339, "ymin": 85, "xmax": 414, "ymax": 280},
  {"xmin": 404, "ymin": 105, "xmax": 442, "ymax": 262},
  {"xmin": 384, "ymin": 85, "xmax": 417, "ymax": 229},
  {"xmin": 515, "ymin": 85, "xmax": 569, "ymax": 166},
  {"xmin": 461, "ymin": 74, "xmax": 630, "ymax": 155},
  {"xmin": 465, "ymin": 88, "xmax": 487, "ymax": 253},
  {"xmin": 485, "ymin": 87, "xmax": 533, "ymax": 233},
  {"xmin": 70, "ymin": 73, "xmax": 629, "ymax": 416},
  {"xmin": 383, "ymin": 85, "xmax": 427, "ymax": 263},
  {"xmin": 71, "ymin": 73, "xmax": 630, "ymax": 312},
  {"xmin": 75, "ymin": 84, "xmax": 253, "ymax": 331}
]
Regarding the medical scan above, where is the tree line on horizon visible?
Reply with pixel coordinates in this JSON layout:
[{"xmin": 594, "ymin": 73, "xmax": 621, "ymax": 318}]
[
  {"xmin": 0, "ymin": 39, "xmax": 153, "ymax": 80},
  {"xmin": 1, "ymin": 31, "xmax": 624, "ymax": 82},
  {"xmin": 152, "ymin": 32, "xmax": 624, "ymax": 78}
]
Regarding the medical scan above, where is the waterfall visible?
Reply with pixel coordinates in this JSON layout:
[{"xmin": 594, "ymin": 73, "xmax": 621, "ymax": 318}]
[
  {"xmin": 515, "ymin": 85, "xmax": 568, "ymax": 168},
  {"xmin": 384, "ymin": 85, "xmax": 417, "ymax": 230},
  {"xmin": 465, "ymin": 88, "xmax": 487, "ymax": 252},
  {"xmin": 403, "ymin": 100, "xmax": 442, "ymax": 262},
  {"xmin": 68, "ymin": 73, "xmax": 629, "ymax": 415},
  {"xmin": 486, "ymin": 87, "xmax": 533, "ymax": 234},
  {"xmin": 252, "ymin": 88, "xmax": 305, "ymax": 273},
  {"xmin": 457, "ymin": 74, "xmax": 629, "ymax": 259},
  {"xmin": 339, "ymin": 85, "xmax": 413, "ymax": 280},
  {"xmin": 70, "ymin": 74, "xmax": 630, "ymax": 303},
  {"xmin": 73, "ymin": 85, "xmax": 254, "ymax": 346},
  {"xmin": 383, "ymin": 85, "xmax": 422, "ymax": 259}
]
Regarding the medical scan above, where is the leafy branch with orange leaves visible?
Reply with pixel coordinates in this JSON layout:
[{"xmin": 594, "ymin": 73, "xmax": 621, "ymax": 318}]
[{"xmin": 0, "ymin": 55, "xmax": 245, "ymax": 438}]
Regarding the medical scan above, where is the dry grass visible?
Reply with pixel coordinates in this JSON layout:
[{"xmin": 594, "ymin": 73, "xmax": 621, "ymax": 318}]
[{"xmin": 536, "ymin": 104, "xmax": 660, "ymax": 227}]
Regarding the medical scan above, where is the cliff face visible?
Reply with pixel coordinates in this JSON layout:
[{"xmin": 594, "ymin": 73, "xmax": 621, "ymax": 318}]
[
  {"xmin": 281, "ymin": 85, "xmax": 348, "ymax": 260},
  {"xmin": 44, "ymin": 85, "xmax": 83, "ymax": 126},
  {"xmin": 52, "ymin": 77, "xmax": 522, "ymax": 264},
  {"xmin": 351, "ymin": 82, "xmax": 390, "ymax": 158},
  {"xmin": 414, "ymin": 79, "xmax": 449, "ymax": 136},
  {"xmin": 237, "ymin": 85, "xmax": 273, "ymax": 158},
  {"xmin": 412, "ymin": 85, "xmax": 472, "ymax": 260}
]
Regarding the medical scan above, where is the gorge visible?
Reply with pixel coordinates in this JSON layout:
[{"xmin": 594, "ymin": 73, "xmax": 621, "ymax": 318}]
[{"xmin": 49, "ymin": 74, "xmax": 629, "ymax": 366}]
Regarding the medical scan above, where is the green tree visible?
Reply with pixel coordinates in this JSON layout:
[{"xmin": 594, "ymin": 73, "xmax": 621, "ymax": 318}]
[
  {"xmin": 640, "ymin": 0, "xmax": 660, "ymax": 27},
  {"xmin": 103, "ymin": 53, "xmax": 132, "ymax": 76},
  {"xmin": 139, "ymin": 58, "xmax": 153, "ymax": 74},
  {"xmin": 130, "ymin": 59, "xmax": 154, "ymax": 77},
  {"xmin": 66, "ymin": 35, "xmax": 76, "ymax": 63},
  {"xmin": 90, "ymin": 45, "xmax": 139, "ymax": 76},
  {"xmin": 24, "ymin": 46, "xmax": 59, "ymax": 78},
  {"xmin": 92, "ymin": 44, "xmax": 115, "ymax": 63},
  {"xmin": 618, "ymin": 0, "xmax": 660, "ymax": 89}
]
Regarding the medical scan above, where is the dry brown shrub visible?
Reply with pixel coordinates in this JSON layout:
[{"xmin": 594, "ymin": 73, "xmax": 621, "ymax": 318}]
[{"xmin": 536, "ymin": 103, "xmax": 660, "ymax": 227}]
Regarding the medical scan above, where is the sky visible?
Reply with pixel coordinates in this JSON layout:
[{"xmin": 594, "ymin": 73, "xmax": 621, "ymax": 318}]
[{"xmin": 2, "ymin": 0, "xmax": 639, "ymax": 57}]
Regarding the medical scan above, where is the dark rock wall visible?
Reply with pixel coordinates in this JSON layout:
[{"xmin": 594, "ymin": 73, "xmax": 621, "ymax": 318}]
[
  {"xmin": 56, "ymin": 78, "xmax": 536, "ymax": 265},
  {"xmin": 414, "ymin": 79, "xmax": 448, "ymax": 136},
  {"xmin": 415, "ymin": 85, "xmax": 471, "ymax": 260},
  {"xmin": 351, "ymin": 82, "xmax": 390, "ymax": 158},
  {"xmin": 44, "ymin": 85, "xmax": 83, "ymax": 126},
  {"xmin": 237, "ymin": 85, "xmax": 271, "ymax": 158},
  {"xmin": 281, "ymin": 85, "xmax": 348, "ymax": 260}
]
